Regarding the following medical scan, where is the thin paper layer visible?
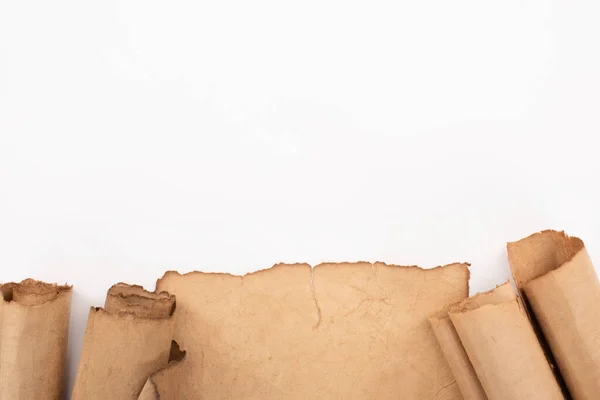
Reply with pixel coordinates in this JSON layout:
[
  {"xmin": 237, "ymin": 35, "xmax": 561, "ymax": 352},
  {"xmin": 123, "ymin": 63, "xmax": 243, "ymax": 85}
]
[
  {"xmin": 448, "ymin": 282, "xmax": 563, "ymax": 400},
  {"xmin": 0, "ymin": 279, "xmax": 72, "ymax": 400},
  {"xmin": 154, "ymin": 262, "xmax": 469, "ymax": 399},
  {"xmin": 72, "ymin": 283, "xmax": 176, "ymax": 400},
  {"xmin": 508, "ymin": 230, "xmax": 600, "ymax": 399}
]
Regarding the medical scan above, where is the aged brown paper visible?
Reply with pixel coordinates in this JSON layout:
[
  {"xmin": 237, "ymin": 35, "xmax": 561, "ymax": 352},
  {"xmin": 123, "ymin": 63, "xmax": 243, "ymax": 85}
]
[
  {"xmin": 137, "ymin": 361, "xmax": 186, "ymax": 400},
  {"xmin": 0, "ymin": 279, "xmax": 72, "ymax": 400},
  {"xmin": 448, "ymin": 281, "xmax": 564, "ymax": 400},
  {"xmin": 508, "ymin": 230, "xmax": 600, "ymax": 399},
  {"xmin": 152, "ymin": 262, "xmax": 469, "ymax": 399},
  {"xmin": 137, "ymin": 342, "xmax": 188, "ymax": 400},
  {"xmin": 72, "ymin": 283, "xmax": 176, "ymax": 400},
  {"xmin": 429, "ymin": 315, "xmax": 486, "ymax": 400},
  {"xmin": 427, "ymin": 282, "xmax": 515, "ymax": 400}
]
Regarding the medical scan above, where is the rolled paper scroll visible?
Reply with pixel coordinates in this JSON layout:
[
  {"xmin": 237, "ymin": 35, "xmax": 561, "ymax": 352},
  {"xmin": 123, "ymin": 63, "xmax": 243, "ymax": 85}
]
[
  {"xmin": 72, "ymin": 283, "xmax": 175, "ymax": 400},
  {"xmin": 428, "ymin": 283, "xmax": 519, "ymax": 400},
  {"xmin": 448, "ymin": 281, "xmax": 564, "ymax": 400},
  {"xmin": 0, "ymin": 279, "xmax": 72, "ymax": 400},
  {"xmin": 508, "ymin": 230, "xmax": 600, "ymax": 399}
]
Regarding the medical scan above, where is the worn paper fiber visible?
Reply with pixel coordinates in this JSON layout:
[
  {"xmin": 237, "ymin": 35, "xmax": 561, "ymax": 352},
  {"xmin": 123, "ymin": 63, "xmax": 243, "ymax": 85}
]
[
  {"xmin": 448, "ymin": 282, "xmax": 563, "ymax": 400},
  {"xmin": 154, "ymin": 262, "xmax": 469, "ymax": 399},
  {"xmin": 508, "ymin": 230, "xmax": 600, "ymax": 399},
  {"xmin": 72, "ymin": 283, "xmax": 176, "ymax": 400},
  {"xmin": 0, "ymin": 279, "xmax": 72, "ymax": 400}
]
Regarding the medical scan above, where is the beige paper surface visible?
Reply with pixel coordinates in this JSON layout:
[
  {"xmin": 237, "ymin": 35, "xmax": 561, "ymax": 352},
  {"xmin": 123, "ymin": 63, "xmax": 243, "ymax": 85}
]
[
  {"xmin": 508, "ymin": 230, "xmax": 600, "ymax": 399},
  {"xmin": 0, "ymin": 279, "xmax": 72, "ymax": 400},
  {"xmin": 138, "ymin": 343, "xmax": 188, "ymax": 400},
  {"xmin": 137, "ymin": 361, "xmax": 186, "ymax": 400},
  {"xmin": 427, "ymin": 282, "xmax": 516, "ymax": 400},
  {"xmin": 429, "ymin": 315, "xmax": 486, "ymax": 400},
  {"xmin": 153, "ymin": 262, "xmax": 469, "ymax": 399},
  {"xmin": 448, "ymin": 282, "xmax": 563, "ymax": 400},
  {"xmin": 72, "ymin": 283, "xmax": 176, "ymax": 400}
]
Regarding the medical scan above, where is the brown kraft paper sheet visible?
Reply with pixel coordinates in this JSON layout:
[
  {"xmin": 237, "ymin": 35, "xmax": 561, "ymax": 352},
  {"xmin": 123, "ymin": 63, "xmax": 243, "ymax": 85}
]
[
  {"xmin": 507, "ymin": 230, "xmax": 600, "ymax": 399},
  {"xmin": 429, "ymin": 315, "xmax": 486, "ymax": 400},
  {"xmin": 448, "ymin": 281, "xmax": 564, "ymax": 400},
  {"xmin": 137, "ymin": 343, "xmax": 188, "ymax": 400},
  {"xmin": 72, "ymin": 283, "xmax": 176, "ymax": 400},
  {"xmin": 150, "ymin": 262, "xmax": 470, "ymax": 399},
  {"xmin": 0, "ymin": 279, "xmax": 72, "ymax": 400},
  {"xmin": 427, "ymin": 282, "xmax": 517, "ymax": 400}
]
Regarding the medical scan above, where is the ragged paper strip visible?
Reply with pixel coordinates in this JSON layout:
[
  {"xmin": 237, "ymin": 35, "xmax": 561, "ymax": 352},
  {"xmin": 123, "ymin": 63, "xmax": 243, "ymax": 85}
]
[
  {"xmin": 508, "ymin": 230, "xmax": 600, "ymax": 399},
  {"xmin": 152, "ymin": 262, "xmax": 469, "ymax": 399},
  {"xmin": 447, "ymin": 281, "xmax": 564, "ymax": 400},
  {"xmin": 72, "ymin": 283, "xmax": 176, "ymax": 400},
  {"xmin": 0, "ymin": 279, "xmax": 72, "ymax": 400}
]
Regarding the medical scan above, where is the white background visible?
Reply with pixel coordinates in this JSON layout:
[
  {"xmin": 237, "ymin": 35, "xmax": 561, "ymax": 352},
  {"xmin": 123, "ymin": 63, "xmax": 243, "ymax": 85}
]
[{"xmin": 1, "ymin": 1, "xmax": 600, "ymax": 398}]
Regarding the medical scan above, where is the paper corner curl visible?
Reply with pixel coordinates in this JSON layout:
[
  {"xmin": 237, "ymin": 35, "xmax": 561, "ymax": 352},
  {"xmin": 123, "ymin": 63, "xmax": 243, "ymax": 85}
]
[
  {"xmin": 137, "ymin": 340, "xmax": 188, "ymax": 400},
  {"xmin": 506, "ymin": 229, "xmax": 584, "ymax": 288},
  {"xmin": 507, "ymin": 229, "xmax": 600, "ymax": 399}
]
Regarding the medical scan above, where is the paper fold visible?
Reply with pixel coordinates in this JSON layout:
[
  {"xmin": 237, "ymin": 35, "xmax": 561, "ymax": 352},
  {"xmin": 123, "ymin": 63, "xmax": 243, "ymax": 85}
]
[{"xmin": 137, "ymin": 341, "xmax": 188, "ymax": 400}]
